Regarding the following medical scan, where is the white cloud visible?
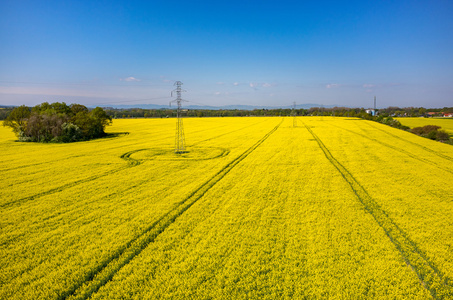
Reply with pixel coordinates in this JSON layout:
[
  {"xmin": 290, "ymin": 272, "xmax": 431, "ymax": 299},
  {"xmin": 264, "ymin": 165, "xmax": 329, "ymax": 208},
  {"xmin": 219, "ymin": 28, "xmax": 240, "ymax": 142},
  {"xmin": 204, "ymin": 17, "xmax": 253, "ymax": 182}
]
[
  {"xmin": 233, "ymin": 82, "xmax": 239, "ymax": 86},
  {"xmin": 363, "ymin": 84, "xmax": 375, "ymax": 88},
  {"xmin": 214, "ymin": 91, "xmax": 221, "ymax": 95},
  {"xmin": 217, "ymin": 82, "xmax": 225, "ymax": 85},
  {"xmin": 120, "ymin": 77, "xmax": 141, "ymax": 82},
  {"xmin": 262, "ymin": 83, "xmax": 273, "ymax": 88},
  {"xmin": 326, "ymin": 83, "xmax": 341, "ymax": 89}
]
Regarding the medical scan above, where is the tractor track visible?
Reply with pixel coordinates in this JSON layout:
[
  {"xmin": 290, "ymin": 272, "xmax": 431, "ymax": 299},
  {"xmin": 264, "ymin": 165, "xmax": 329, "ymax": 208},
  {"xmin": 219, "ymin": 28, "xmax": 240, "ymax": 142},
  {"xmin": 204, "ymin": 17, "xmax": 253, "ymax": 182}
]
[
  {"xmin": 0, "ymin": 150, "xmax": 145, "ymax": 209},
  {"xmin": 1, "ymin": 119, "xmax": 268, "ymax": 208},
  {"xmin": 0, "ymin": 172, "xmax": 159, "ymax": 252},
  {"xmin": 62, "ymin": 119, "xmax": 283, "ymax": 300},
  {"xmin": 326, "ymin": 122, "xmax": 453, "ymax": 175},
  {"xmin": 1, "ymin": 154, "xmax": 86, "ymax": 173},
  {"xmin": 365, "ymin": 121, "xmax": 453, "ymax": 163},
  {"xmin": 304, "ymin": 123, "xmax": 452, "ymax": 299}
]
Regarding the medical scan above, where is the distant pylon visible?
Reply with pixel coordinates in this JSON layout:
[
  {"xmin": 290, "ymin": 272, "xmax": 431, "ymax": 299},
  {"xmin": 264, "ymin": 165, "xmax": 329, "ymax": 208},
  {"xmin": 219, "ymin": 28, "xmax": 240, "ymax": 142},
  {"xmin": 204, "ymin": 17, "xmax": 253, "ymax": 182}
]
[
  {"xmin": 170, "ymin": 81, "xmax": 187, "ymax": 153},
  {"xmin": 292, "ymin": 101, "xmax": 297, "ymax": 127}
]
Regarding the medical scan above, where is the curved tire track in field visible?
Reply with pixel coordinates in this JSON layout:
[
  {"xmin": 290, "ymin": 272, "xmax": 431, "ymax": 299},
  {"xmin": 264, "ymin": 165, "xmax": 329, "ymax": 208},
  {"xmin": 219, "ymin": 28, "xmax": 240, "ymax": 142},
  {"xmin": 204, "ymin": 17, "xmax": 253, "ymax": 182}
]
[
  {"xmin": 304, "ymin": 124, "xmax": 452, "ymax": 299},
  {"xmin": 119, "ymin": 149, "xmax": 144, "ymax": 166},
  {"xmin": 2, "ymin": 133, "xmax": 130, "ymax": 173},
  {"xmin": 63, "ymin": 119, "xmax": 283, "ymax": 300},
  {"xmin": 327, "ymin": 122, "xmax": 453, "ymax": 175},
  {"xmin": 365, "ymin": 121, "xmax": 453, "ymax": 163},
  {"xmin": 1, "ymin": 150, "xmax": 145, "ymax": 208}
]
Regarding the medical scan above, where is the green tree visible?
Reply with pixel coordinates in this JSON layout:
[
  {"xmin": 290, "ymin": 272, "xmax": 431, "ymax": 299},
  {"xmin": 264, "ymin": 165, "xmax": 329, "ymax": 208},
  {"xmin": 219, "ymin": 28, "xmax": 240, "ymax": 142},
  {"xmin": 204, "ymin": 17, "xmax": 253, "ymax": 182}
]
[
  {"xmin": 3, "ymin": 105, "xmax": 31, "ymax": 134},
  {"xmin": 4, "ymin": 102, "xmax": 112, "ymax": 142},
  {"xmin": 60, "ymin": 123, "xmax": 83, "ymax": 142},
  {"xmin": 90, "ymin": 107, "xmax": 112, "ymax": 128},
  {"xmin": 70, "ymin": 104, "xmax": 89, "ymax": 115}
]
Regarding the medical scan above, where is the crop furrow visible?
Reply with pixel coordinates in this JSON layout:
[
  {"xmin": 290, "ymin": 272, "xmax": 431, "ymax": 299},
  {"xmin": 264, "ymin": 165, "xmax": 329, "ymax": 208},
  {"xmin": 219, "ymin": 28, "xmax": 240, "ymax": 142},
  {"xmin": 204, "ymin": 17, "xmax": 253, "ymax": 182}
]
[
  {"xmin": 1, "ymin": 154, "xmax": 87, "ymax": 173},
  {"xmin": 1, "ymin": 133, "xmax": 131, "ymax": 173},
  {"xmin": 63, "ymin": 119, "xmax": 283, "ymax": 300},
  {"xmin": 327, "ymin": 122, "xmax": 453, "ymax": 175},
  {"xmin": 365, "ymin": 121, "xmax": 453, "ymax": 162},
  {"xmin": 304, "ymin": 124, "xmax": 452, "ymax": 299},
  {"xmin": 1, "ymin": 150, "xmax": 144, "ymax": 208}
]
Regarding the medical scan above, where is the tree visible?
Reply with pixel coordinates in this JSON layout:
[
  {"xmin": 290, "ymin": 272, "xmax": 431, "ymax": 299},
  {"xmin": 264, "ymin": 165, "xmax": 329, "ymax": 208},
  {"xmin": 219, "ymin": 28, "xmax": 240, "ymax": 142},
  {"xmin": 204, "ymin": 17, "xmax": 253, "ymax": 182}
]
[
  {"xmin": 32, "ymin": 102, "xmax": 71, "ymax": 115},
  {"xmin": 4, "ymin": 102, "xmax": 111, "ymax": 142},
  {"xmin": 90, "ymin": 107, "xmax": 112, "ymax": 129},
  {"xmin": 60, "ymin": 123, "xmax": 83, "ymax": 142},
  {"xmin": 3, "ymin": 105, "xmax": 31, "ymax": 134},
  {"xmin": 70, "ymin": 103, "xmax": 89, "ymax": 115}
]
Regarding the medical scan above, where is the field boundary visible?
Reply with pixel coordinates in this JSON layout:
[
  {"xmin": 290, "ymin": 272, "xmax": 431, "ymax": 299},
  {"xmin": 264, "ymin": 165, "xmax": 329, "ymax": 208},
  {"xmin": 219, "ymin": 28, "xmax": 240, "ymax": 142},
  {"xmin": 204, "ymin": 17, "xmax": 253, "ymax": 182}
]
[
  {"xmin": 304, "ymin": 123, "xmax": 452, "ymax": 299},
  {"xmin": 63, "ymin": 119, "xmax": 283, "ymax": 300}
]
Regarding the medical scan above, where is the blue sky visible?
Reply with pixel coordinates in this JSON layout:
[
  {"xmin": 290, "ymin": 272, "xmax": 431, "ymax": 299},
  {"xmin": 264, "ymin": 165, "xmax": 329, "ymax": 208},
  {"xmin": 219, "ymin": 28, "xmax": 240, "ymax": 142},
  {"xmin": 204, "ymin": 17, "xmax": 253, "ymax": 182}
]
[{"xmin": 1, "ymin": 0, "xmax": 452, "ymax": 108}]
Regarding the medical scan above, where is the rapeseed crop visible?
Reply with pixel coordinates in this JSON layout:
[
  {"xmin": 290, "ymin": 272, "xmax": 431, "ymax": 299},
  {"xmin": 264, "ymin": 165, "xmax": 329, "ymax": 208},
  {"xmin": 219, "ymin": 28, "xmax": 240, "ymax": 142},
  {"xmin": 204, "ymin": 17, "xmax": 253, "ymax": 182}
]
[
  {"xmin": 1, "ymin": 117, "xmax": 452, "ymax": 299},
  {"xmin": 396, "ymin": 117, "xmax": 453, "ymax": 136}
]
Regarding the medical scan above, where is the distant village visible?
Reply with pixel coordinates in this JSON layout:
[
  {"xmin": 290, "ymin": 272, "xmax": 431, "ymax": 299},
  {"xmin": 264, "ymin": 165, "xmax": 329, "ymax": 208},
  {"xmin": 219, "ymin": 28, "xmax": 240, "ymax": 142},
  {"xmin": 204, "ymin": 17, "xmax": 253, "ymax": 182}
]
[{"xmin": 366, "ymin": 109, "xmax": 453, "ymax": 118}]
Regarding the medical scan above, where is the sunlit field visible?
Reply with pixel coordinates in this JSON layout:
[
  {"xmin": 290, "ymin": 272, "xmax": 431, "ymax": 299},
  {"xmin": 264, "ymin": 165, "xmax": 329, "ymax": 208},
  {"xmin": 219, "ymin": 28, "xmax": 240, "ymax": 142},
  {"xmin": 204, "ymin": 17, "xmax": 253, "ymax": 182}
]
[
  {"xmin": 397, "ymin": 117, "xmax": 453, "ymax": 136},
  {"xmin": 1, "ymin": 117, "xmax": 452, "ymax": 299}
]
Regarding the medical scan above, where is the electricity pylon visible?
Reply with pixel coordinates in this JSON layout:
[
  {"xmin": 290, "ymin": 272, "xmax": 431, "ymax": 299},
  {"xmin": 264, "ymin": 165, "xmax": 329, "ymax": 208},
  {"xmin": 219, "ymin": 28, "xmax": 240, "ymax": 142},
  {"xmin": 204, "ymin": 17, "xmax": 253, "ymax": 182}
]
[
  {"xmin": 292, "ymin": 101, "xmax": 297, "ymax": 127},
  {"xmin": 170, "ymin": 81, "xmax": 187, "ymax": 153}
]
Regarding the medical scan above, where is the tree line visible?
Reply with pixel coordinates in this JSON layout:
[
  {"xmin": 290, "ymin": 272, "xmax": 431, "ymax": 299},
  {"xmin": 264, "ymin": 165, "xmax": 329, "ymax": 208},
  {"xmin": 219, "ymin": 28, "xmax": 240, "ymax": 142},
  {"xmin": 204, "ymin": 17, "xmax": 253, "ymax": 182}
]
[
  {"xmin": 3, "ymin": 102, "xmax": 111, "ymax": 142},
  {"xmin": 2, "ymin": 105, "xmax": 452, "ymax": 121},
  {"xmin": 100, "ymin": 106, "xmax": 453, "ymax": 119}
]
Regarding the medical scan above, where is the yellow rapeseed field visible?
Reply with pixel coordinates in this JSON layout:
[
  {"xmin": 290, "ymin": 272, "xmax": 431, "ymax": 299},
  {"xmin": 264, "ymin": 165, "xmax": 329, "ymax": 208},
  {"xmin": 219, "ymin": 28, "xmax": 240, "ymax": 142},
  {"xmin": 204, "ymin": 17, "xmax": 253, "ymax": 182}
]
[
  {"xmin": 396, "ymin": 117, "xmax": 453, "ymax": 136},
  {"xmin": 1, "ymin": 117, "xmax": 452, "ymax": 299}
]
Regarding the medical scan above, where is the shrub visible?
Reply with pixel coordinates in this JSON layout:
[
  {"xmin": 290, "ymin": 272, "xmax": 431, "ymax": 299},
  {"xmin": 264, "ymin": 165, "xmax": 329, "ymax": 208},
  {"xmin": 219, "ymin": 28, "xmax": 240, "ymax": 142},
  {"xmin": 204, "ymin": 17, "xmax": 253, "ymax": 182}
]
[
  {"xmin": 411, "ymin": 125, "xmax": 441, "ymax": 136},
  {"xmin": 436, "ymin": 130, "xmax": 450, "ymax": 142},
  {"xmin": 411, "ymin": 125, "xmax": 450, "ymax": 142},
  {"xmin": 427, "ymin": 131, "xmax": 438, "ymax": 140}
]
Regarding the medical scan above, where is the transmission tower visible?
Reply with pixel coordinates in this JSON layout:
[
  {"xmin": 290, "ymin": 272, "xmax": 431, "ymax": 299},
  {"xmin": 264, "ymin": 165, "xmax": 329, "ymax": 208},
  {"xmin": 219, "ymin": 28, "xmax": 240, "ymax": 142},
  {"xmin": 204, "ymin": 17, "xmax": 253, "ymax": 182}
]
[
  {"xmin": 170, "ymin": 81, "xmax": 187, "ymax": 153},
  {"xmin": 292, "ymin": 101, "xmax": 297, "ymax": 127}
]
